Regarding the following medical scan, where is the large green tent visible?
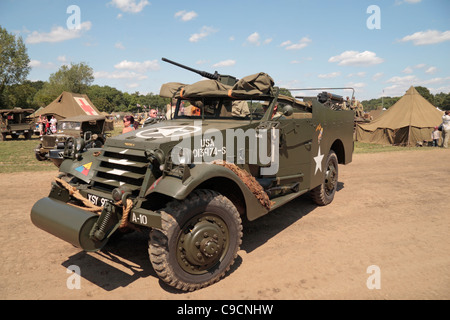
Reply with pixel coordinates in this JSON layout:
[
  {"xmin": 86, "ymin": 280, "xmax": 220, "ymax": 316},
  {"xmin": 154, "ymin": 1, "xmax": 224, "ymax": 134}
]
[
  {"xmin": 34, "ymin": 92, "xmax": 101, "ymax": 120},
  {"xmin": 355, "ymin": 86, "xmax": 443, "ymax": 146}
]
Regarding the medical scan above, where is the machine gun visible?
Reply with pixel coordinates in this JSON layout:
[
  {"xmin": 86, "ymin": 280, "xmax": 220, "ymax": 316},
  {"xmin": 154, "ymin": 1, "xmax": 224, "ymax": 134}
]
[
  {"xmin": 162, "ymin": 57, "xmax": 238, "ymax": 86},
  {"xmin": 317, "ymin": 92, "xmax": 344, "ymax": 104}
]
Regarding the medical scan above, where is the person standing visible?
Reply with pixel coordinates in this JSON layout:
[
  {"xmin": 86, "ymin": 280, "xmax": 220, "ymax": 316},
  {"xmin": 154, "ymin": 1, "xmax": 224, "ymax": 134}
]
[
  {"xmin": 431, "ymin": 127, "xmax": 440, "ymax": 147},
  {"xmin": 441, "ymin": 110, "xmax": 450, "ymax": 148},
  {"xmin": 38, "ymin": 115, "xmax": 44, "ymax": 136},
  {"xmin": 50, "ymin": 115, "xmax": 57, "ymax": 134}
]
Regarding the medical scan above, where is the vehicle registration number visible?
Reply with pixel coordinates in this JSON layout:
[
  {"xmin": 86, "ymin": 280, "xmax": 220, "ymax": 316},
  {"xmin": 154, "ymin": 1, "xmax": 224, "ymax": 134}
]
[{"xmin": 87, "ymin": 193, "xmax": 111, "ymax": 207}]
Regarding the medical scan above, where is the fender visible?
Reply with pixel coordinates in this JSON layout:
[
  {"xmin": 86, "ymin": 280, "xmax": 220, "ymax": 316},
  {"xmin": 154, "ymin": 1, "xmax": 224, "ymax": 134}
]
[
  {"xmin": 146, "ymin": 163, "xmax": 270, "ymax": 221},
  {"xmin": 59, "ymin": 148, "xmax": 102, "ymax": 183}
]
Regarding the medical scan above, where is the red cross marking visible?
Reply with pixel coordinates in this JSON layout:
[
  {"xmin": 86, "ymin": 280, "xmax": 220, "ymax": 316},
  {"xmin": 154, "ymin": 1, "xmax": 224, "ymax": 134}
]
[{"xmin": 77, "ymin": 98, "xmax": 97, "ymax": 115}]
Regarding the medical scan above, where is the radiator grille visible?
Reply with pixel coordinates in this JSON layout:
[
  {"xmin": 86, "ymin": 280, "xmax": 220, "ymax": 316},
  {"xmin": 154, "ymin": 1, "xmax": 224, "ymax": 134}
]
[{"xmin": 91, "ymin": 147, "xmax": 149, "ymax": 196}]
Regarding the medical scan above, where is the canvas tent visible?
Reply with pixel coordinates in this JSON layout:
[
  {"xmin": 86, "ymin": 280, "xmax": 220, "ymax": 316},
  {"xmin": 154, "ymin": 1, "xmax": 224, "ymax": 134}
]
[
  {"xmin": 34, "ymin": 92, "xmax": 101, "ymax": 120},
  {"xmin": 355, "ymin": 86, "xmax": 443, "ymax": 146}
]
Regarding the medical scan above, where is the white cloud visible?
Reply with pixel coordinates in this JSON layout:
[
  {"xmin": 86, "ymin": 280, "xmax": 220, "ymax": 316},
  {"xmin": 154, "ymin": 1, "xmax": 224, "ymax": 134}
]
[
  {"xmin": 126, "ymin": 83, "xmax": 140, "ymax": 89},
  {"xmin": 212, "ymin": 60, "xmax": 236, "ymax": 67},
  {"xmin": 114, "ymin": 60, "xmax": 160, "ymax": 71},
  {"xmin": 26, "ymin": 21, "xmax": 91, "ymax": 44},
  {"xmin": 189, "ymin": 26, "xmax": 217, "ymax": 43},
  {"xmin": 328, "ymin": 50, "xmax": 384, "ymax": 66},
  {"xmin": 115, "ymin": 42, "xmax": 125, "ymax": 50},
  {"xmin": 29, "ymin": 60, "xmax": 42, "ymax": 68},
  {"xmin": 400, "ymin": 30, "xmax": 450, "ymax": 45},
  {"xmin": 94, "ymin": 71, "xmax": 148, "ymax": 80},
  {"xmin": 372, "ymin": 72, "xmax": 384, "ymax": 81},
  {"xmin": 196, "ymin": 60, "xmax": 209, "ymax": 65},
  {"xmin": 425, "ymin": 66, "xmax": 438, "ymax": 74},
  {"xmin": 346, "ymin": 82, "xmax": 367, "ymax": 89},
  {"xmin": 318, "ymin": 72, "xmax": 341, "ymax": 79},
  {"xmin": 174, "ymin": 10, "xmax": 198, "ymax": 22},
  {"xmin": 386, "ymin": 75, "xmax": 418, "ymax": 84},
  {"xmin": 402, "ymin": 66, "xmax": 413, "ymax": 74},
  {"xmin": 394, "ymin": 0, "xmax": 422, "ymax": 5},
  {"xmin": 246, "ymin": 32, "xmax": 260, "ymax": 45},
  {"xmin": 420, "ymin": 76, "xmax": 450, "ymax": 85},
  {"xmin": 281, "ymin": 37, "xmax": 311, "ymax": 50},
  {"xmin": 109, "ymin": 0, "xmax": 149, "ymax": 13},
  {"xmin": 348, "ymin": 72, "xmax": 366, "ymax": 77},
  {"xmin": 383, "ymin": 84, "xmax": 407, "ymax": 96}
]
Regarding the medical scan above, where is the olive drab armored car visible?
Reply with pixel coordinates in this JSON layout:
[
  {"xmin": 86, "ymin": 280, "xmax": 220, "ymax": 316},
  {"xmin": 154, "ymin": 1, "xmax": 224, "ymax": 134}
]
[
  {"xmin": 31, "ymin": 59, "xmax": 354, "ymax": 291},
  {"xmin": 0, "ymin": 108, "xmax": 35, "ymax": 140}
]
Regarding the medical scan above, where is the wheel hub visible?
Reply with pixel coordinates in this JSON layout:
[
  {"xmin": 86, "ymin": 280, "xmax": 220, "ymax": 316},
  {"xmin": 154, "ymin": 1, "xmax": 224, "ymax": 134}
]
[
  {"xmin": 325, "ymin": 163, "xmax": 337, "ymax": 194},
  {"xmin": 177, "ymin": 214, "xmax": 229, "ymax": 274}
]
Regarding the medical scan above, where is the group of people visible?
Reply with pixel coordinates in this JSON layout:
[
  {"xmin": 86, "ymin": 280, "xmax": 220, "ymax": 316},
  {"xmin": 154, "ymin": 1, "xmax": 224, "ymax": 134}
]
[
  {"xmin": 432, "ymin": 110, "xmax": 450, "ymax": 148},
  {"xmin": 122, "ymin": 108, "xmax": 159, "ymax": 134},
  {"xmin": 37, "ymin": 115, "xmax": 57, "ymax": 136}
]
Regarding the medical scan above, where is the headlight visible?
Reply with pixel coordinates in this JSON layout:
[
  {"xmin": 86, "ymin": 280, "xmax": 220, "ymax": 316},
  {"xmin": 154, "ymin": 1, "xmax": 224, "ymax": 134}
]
[
  {"xmin": 74, "ymin": 138, "xmax": 85, "ymax": 152},
  {"xmin": 171, "ymin": 147, "xmax": 191, "ymax": 165}
]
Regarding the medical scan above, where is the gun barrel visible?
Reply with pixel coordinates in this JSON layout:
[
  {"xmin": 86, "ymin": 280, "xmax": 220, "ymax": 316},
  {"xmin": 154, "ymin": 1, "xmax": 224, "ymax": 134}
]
[
  {"xmin": 162, "ymin": 57, "xmax": 219, "ymax": 80},
  {"xmin": 318, "ymin": 92, "xmax": 343, "ymax": 104}
]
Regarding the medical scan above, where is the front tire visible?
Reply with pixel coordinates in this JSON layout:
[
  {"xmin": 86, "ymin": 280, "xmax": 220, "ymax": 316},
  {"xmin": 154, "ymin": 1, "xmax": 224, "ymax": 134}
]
[
  {"xmin": 310, "ymin": 150, "xmax": 339, "ymax": 206},
  {"xmin": 149, "ymin": 189, "xmax": 242, "ymax": 291}
]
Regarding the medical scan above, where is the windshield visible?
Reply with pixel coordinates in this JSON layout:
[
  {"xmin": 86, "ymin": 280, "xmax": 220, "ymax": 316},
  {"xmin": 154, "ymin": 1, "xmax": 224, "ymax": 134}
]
[
  {"xmin": 169, "ymin": 98, "xmax": 272, "ymax": 121},
  {"xmin": 58, "ymin": 121, "xmax": 81, "ymax": 131}
]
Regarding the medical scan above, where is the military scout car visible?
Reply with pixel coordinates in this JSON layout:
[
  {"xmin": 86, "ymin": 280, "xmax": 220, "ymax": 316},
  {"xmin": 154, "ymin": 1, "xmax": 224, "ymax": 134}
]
[
  {"xmin": 35, "ymin": 114, "xmax": 113, "ymax": 167},
  {"xmin": 0, "ymin": 108, "xmax": 35, "ymax": 140},
  {"xmin": 31, "ymin": 59, "xmax": 354, "ymax": 291}
]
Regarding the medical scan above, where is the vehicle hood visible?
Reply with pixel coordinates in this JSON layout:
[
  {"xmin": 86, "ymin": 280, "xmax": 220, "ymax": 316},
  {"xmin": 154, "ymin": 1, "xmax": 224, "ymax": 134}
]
[{"xmin": 105, "ymin": 119, "xmax": 256, "ymax": 150}]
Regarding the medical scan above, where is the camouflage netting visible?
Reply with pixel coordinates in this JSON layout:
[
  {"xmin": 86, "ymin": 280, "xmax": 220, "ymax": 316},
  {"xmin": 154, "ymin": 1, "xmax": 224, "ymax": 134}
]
[
  {"xmin": 211, "ymin": 160, "xmax": 272, "ymax": 210},
  {"xmin": 160, "ymin": 73, "xmax": 275, "ymax": 99}
]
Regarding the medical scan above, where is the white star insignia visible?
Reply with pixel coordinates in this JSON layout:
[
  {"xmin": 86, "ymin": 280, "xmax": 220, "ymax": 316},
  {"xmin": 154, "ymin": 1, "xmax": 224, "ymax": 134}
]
[{"xmin": 314, "ymin": 146, "xmax": 324, "ymax": 175}]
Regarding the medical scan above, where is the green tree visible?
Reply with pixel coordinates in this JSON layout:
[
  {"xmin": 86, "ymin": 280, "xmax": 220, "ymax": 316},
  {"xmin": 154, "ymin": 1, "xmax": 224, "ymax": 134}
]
[
  {"xmin": 414, "ymin": 86, "xmax": 434, "ymax": 105},
  {"xmin": 3, "ymin": 80, "xmax": 44, "ymax": 109},
  {"xmin": 0, "ymin": 26, "xmax": 31, "ymax": 107},
  {"xmin": 87, "ymin": 85, "xmax": 126, "ymax": 113},
  {"xmin": 34, "ymin": 62, "xmax": 94, "ymax": 106},
  {"xmin": 279, "ymin": 88, "xmax": 293, "ymax": 97},
  {"xmin": 439, "ymin": 94, "xmax": 450, "ymax": 111}
]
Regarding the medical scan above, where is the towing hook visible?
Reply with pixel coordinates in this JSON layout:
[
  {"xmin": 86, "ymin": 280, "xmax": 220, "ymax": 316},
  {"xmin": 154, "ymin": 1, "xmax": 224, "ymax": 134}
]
[{"xmin": 112, "ymin": 186, "xmax": 132, "ymax": 208}]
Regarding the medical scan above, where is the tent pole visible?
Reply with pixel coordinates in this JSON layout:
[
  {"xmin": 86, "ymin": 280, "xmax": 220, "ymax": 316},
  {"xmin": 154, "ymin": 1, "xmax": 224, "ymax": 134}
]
[{"xmin": 408, "ymin": 125, "xmax": 411, "ymax": 146}]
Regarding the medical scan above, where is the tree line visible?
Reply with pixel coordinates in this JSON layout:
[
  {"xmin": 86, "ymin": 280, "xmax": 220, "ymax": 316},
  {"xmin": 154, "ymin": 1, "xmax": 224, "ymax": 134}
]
[{"xmin": 361, "ymin": 86, "xmax": 450, "ymax": 111}]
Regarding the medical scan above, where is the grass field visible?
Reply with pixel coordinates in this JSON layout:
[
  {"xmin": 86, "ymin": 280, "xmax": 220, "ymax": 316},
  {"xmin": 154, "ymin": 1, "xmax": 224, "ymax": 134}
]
[{"xmin": 0, "ymin": 131, "xmax": 440, "ymax": 173}]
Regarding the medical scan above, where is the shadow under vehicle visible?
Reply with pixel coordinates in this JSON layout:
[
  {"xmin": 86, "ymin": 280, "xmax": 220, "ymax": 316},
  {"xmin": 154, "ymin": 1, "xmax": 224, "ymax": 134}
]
[
  {"xmin": 0, "ymin": 108, "xmax": 35, "ymax": 140},
  {"xmin": 35, "ymin": 114, "xmax": 114, "ymax": 167},
  {"xmin": 31, "ymin": 58, "xmax": 354, "ymax": 292}
]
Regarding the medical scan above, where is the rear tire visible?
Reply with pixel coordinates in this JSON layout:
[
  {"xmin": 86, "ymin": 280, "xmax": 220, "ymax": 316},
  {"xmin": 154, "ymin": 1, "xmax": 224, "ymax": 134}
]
[
  {"xmin": 149, "ymin": 189, "xmax": 242, "ymax": 291},
  {"xmin": 310, "ymin": 150, "xmax": 338, "ymax": 206}
]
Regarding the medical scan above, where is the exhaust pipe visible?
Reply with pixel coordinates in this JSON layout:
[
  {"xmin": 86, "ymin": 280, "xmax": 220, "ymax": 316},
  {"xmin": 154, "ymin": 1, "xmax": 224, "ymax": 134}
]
[{"xmin": 30, "ymin": 197, "xmax": 107, "ymax": 252}]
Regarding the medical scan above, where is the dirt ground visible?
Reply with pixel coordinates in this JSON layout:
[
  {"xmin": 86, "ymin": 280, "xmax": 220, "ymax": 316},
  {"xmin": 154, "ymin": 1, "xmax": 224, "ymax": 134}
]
[{"xmin": 1, "ymin": 148, "xmax": 449, "ymax": 300}]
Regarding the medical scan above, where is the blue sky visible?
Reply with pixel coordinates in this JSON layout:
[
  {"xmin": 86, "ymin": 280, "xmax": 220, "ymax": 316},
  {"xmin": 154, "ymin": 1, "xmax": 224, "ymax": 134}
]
[{"xmin": 1, "ymin": 0, "xmax": 449, "ymax": 101}]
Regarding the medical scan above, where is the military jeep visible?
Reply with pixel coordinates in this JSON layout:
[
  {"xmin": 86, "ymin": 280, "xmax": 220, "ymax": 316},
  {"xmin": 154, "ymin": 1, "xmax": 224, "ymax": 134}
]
[
  {"xmin": 0, "ymin": 108, "xmax": 35, "ymax": 140},
  {"xmin": 34, "ymin": 114, "xmax": 113, "ymax": 167},
  {"xmin": 31, "ymin": 60, "xmax": 353, "ymax": 291}
]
